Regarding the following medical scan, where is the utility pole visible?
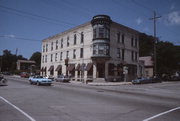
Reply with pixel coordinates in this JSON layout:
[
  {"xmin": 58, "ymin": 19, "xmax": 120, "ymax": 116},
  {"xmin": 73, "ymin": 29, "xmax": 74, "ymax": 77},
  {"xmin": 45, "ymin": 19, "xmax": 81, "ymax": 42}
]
[{"xmin": 149, "ymin": 11, "xmax": 161, "ymax": 77}]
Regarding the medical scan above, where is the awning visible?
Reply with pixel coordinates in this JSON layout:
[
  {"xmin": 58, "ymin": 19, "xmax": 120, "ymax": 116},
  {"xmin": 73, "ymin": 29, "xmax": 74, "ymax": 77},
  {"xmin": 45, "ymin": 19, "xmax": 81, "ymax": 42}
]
[
  {"xmin": 85, "ymin": 63, "xmax": 93, "ymax": 71},
  {"xmin": 44, "ymin": 67, "xmax": 46, "ymax": 72},
  {"xmin": 48, "ymin": 65, "xmax": 54, "ymax": 71},
  {"xmin": 75, "ymin": 64, "xmax": 80, "ymax": 71},
  {"xmin": 55, "ymin": 65, "xmax": 62, "ymax": 71},
  {"xmin": 41, "ymin": 67, "xmax": 44, "ymax": 72},
  {"xmin": 67, "ymin": 64, "xmax": 75, "ymax": 71}
]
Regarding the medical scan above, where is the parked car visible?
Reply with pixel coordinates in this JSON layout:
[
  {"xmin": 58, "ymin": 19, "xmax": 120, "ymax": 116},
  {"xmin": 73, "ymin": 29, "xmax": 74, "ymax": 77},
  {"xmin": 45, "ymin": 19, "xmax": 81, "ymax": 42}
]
[
  {"xmin": 29, "ymin": 75, "xmax": 52, "ymax": 86},
  {"xmin": 0, "ymin": 74, "xmax": 7, "ymax": 86},
  {"xmin": 21, "ymin": 72, "xmax": 30, "ymax": 78},
  {"xmin": 132, "ymin": 77, "xmax": 161, "ymax": 84},
  {"xmin": 44, "ymin": 75, "xmax": 54, "ymax": 81},
  {"xmin": 54, "ymin": 75, "xmax": 70, "ymax": 82}
]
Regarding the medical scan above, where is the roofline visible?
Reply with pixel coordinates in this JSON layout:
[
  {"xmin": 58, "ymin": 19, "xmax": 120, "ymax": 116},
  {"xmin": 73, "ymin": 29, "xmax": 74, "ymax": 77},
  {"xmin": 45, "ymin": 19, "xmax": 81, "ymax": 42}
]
[{"xmin": 42, "ymin": 22, "xmax": 91, "ymax": 42}]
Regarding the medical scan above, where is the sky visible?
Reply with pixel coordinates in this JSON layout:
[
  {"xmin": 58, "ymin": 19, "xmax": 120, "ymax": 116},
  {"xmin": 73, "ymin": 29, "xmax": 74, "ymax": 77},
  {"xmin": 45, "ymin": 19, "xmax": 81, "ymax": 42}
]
[{"xmin": 0, "ymin": 0, "xmax": 180, "ymax": 59}]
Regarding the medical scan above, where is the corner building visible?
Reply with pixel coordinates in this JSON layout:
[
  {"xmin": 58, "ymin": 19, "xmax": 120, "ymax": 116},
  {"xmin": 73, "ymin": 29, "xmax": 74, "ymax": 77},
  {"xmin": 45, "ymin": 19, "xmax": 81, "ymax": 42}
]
[{"xmin": 41, "ymin": 15, "xmax": 140, "ymax": 82}]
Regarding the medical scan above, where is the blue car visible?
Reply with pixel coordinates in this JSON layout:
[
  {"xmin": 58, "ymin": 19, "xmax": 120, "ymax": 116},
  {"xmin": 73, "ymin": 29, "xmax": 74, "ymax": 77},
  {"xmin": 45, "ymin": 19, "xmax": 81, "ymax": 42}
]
[
  {"xmin": 29, "ymin": 75, "xmax": 52, "ymax": 86},
  {"xmin": 132, "ymin": 77, "xmax": 161, "ymax": 84}
]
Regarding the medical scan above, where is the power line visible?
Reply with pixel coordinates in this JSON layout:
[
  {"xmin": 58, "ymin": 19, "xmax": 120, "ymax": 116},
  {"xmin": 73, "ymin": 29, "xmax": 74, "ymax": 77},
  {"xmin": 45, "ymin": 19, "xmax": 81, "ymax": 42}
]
[{"xmin": 0, "ymin": 5, "xmax": 76, "ymax": 26}]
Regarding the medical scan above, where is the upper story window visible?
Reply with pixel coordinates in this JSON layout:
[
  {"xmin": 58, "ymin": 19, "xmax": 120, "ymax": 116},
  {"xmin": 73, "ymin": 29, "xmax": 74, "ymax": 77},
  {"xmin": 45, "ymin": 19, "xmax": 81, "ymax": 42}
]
[
  {"xmin": 60, "ymin": 52, "xmax": 63, "ymax": 61},
  {"xmin": 121, "ymin": 34, "xmax": 124, "ymax": 44},
  {"xmin": 93, "ymin": 25, "xmax": 110, "ymax": 39},
  {"xmin": 135, "ymin": 37, "xmax": 138, "ymax": 48},
  {"xmin": 42, "ymin": 55, "xmax": 44, "ymax": 63},
  {"xmin": 45, "ymin": 55, "xmax": 47, "ymax": 62},
  {"xmin": 51, "ymin": 54, "xmax": 53, "ymax": 62},
  {"xmin": 61, "ymin": 38, "xmax": 63, "ymax": 48},
  {"xmin": 55, "ymin": 53, "xmax": 58, "ymax": 62},
  {"xmin": 122, "ymin": 49, "xmax": 125, "ymax": 60},
  {"xmin": 74, "ymin": 34, "xmax": 77, "ymax": 45},
  {"xmin": 117, "ymin": 32, "xmax": 120, "ymax": 43},
  {"xmin": 131, "ymin": 51, "xmax": 134, "ymax": 61},
  {"xmin": 51, "ymin": 42, "xmax": 53, "ymax": 51},
  {"xmin": 73, "ymin": 49, "xmax": 76, "ymax": 59},
  {"xmin": 66, "ymin": 51, "xmax": 69, "ymax": 58},
  {"xmin": 131, "ymin": 36, "xmax": 134, "ymax": 47},
  {"xmin": 93, "ymin": 44, "xmax": 109, "ymax": 56},
  {"xmin": 67, "ymin": 36, "xmax": 69, "ymax": 47},
  {"xmin": 56, "ymin": 40, "xmax": 58, "ymax": 50},
  {"xmin": 117, "ymin": 48, "xmax": 121, "ymax": 58},
  {"xmin": 46, "ymin": 44, "xmax": 48, "ymax": 52},
  {"xmin": 81, "ymin": 32, "xmax": 84, "ymax": 43},
  {"xmin": 80, "ymin": 48, "xmax": 83, "ymax": 58}
]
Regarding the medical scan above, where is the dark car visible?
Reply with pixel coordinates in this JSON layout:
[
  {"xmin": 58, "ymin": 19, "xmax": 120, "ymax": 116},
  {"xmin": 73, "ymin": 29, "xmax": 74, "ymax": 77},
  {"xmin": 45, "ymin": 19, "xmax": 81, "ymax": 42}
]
[
  {"xmin": 132, "ymin": 77, "xmax": 161, "ymax": 84},
  {"xmin": 0, "ymin": 74, "xmax": 7, "ymax": 86},
  {"xmin": 20, "ymin": 72, "xmax": 30, "ymax": 78},
  {"xmin": 54, "ymin": 75, "xmax": 70, "ymax": 82}
]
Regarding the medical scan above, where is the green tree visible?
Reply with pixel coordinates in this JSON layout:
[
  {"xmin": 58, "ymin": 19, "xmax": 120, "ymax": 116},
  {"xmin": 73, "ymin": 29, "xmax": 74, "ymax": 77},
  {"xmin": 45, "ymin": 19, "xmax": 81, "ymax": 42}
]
[{"xmin": 30, "ymin": 52, "xmax": 41, "ymax": 69}]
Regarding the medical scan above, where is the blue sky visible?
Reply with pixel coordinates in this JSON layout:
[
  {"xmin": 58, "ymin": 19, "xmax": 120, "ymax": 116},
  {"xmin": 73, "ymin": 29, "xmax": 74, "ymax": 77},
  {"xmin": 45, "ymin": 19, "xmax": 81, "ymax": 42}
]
[{"xmin": 0, "ymin": 0, "xmax": 180, "ymax": 59}]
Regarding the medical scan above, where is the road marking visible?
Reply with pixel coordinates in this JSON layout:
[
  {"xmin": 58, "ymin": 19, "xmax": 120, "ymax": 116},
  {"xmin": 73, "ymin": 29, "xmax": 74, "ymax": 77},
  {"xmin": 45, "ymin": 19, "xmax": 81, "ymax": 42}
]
[
  {"xmin": 143, "ymin": 107, "xmax": 180, "ymax": 121},
  {"xmin": 0, "ymin": 96, "xmax": 36, "ymax": 121}
]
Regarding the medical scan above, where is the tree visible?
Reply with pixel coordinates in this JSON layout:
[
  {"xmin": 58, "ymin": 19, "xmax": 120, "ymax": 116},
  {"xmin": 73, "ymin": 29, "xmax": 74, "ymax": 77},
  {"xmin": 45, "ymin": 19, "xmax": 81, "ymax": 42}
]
[
  {"xmin": 0, "ymin": 49, "xmax": 27, "ymax": 72},
  {"xmin": 30, "ymin": 52, "xmax": 41, "ymax": 69}
]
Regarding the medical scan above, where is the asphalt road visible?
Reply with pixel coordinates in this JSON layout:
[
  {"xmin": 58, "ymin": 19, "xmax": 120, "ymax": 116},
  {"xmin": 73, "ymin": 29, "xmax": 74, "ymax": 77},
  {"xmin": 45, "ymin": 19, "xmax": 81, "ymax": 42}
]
[{"xmin": 0, "ymin": 76, "xmax": 180, "ymax": 121}]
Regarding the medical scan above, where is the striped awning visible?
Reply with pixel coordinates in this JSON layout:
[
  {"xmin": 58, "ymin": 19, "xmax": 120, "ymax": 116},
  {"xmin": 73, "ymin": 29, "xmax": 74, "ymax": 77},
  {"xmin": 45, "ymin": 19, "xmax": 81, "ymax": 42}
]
[
  {"xmin": 55, "ymin": 65, "xmax": 62, "ymax": 71},
  {"xmin": 86, "ymin": 63, "xmax": 93, "ymax": 71},
  {"xmin": 48, "ymin": 65, "xmax": 54, "ymax": 71}
]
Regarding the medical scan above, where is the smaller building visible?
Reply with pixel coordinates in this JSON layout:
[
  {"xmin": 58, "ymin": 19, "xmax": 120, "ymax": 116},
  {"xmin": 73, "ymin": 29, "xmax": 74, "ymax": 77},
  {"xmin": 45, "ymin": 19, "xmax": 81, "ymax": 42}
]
[
  {"xmin": 139, "ymin": 56, "xmax": 154, "ymax": 77},
  {"xmin": 17, "ymin": 60, "xmax": 36, "ymax": 72}
]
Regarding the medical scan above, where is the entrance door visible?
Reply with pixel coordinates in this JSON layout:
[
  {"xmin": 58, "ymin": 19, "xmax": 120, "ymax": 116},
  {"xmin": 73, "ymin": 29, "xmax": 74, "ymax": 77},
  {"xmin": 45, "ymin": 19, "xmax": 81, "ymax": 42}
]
[{"xmin": 97, "ymin": 63, "xmax": 105, "ymax": 78}]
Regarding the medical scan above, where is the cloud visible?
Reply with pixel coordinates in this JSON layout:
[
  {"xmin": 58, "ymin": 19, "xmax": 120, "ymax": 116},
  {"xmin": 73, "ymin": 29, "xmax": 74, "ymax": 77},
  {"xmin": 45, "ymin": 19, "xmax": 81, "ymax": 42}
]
[
  {"xmin": 166, "ymin": 11, "xmax": 180, "ymax": 25},
  {"xmin": 4, "ymin": 34, "xmax": 15, "ymax": 38},
  {"xmin": 136, "ymin": 17, "xmax": 143, "ymax": 25}
]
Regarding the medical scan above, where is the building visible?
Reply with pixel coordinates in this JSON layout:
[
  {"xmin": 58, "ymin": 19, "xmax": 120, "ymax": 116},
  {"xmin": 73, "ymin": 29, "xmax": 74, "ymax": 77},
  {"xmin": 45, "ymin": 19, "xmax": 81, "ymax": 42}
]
[
  {"xmin": 139, "ymin": 56, "xmax": 154, "ymax": 77},
  {"xmin": 41, "ymin": 15, "xmax": 140, "ymax": 82},
  {"xmin": 17, "ymin": 60, "xmax": 36, "ymax": 72}
]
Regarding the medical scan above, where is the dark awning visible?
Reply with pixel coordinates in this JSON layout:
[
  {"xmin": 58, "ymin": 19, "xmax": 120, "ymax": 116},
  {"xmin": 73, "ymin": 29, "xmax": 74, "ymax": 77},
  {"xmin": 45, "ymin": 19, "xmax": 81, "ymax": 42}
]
[
  {"xmin": 85, "ymin": 63, "xmax": 93, "ymax": 71},
  {"xmin": 48, "ymin": 65, "xmax": 54, "ymax": 71},
  {"xmin": 44, "ymin": 67, "xmax": 46, "ymax": 72},
  {"xmin": 75, "ymin": 64, "xmax": 80, "ymax": 71},
  {"xmin": 41, "ymin": 67, "xmax": 44, "ymax": 72},
  {"xmin": 67, "ymin": 64, "xmax": 75, "ymax": 71},
  {"xmin": 55, "ymin": 65, "xmax": 62, "ymax": 71}
]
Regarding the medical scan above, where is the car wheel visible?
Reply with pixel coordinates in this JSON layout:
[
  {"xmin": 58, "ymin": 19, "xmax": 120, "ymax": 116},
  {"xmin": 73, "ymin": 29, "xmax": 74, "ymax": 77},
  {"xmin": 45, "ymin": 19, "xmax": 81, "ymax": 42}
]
[
  {"xmin": 37, "ymin": 82, "xmax": 40, "ymax": 86},
  {"xmin": 29, "ymin": 80, "xmax": 32, "ymax": 85},
  {"xmin": 49, "ymin": 83, "xmax": 51, "ymax": 86}
]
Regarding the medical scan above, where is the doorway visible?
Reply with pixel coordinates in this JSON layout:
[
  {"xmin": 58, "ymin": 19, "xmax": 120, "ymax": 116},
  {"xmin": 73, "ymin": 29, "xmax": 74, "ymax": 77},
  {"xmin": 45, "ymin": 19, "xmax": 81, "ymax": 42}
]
[{"xmin": 97, "ymin": 63, "xmax": 105, "ymax": 78}]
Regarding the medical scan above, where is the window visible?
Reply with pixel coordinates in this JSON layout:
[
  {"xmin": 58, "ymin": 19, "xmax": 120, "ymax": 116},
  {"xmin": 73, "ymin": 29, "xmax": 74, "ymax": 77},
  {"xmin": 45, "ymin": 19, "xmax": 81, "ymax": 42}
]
[
  {"xmin": 93, "ymin": 28, "xmax": 96, "ymax": 39},
  {"xmin": 56, "ymin": 40, "xmax": 58, "ymax": 50},
  {"xmin": 117, "ymin": 32, "xmax": 120, "ymax": 43},
  {"xmin": 55, "ymin": 53, "xmax": 57, "ymax": 62},
  {"xmin": 73, "ymin": 49, "xmax": 76, "ymax": 59},
  {"xmin": 74, "ymin": 34, "xmax": 76, "ymax": 45},
  {"xmin": 50, "ymin": 54, "xmax": 53, "ymax": 62},
  {"xmin": 121, "ymin": 34, "xmax": 124, "ymax": 44},
  {"xmin": 81, "ymin": 32, "xmax": 84, "ymax": 43},
  {"xmin": 46, "ymin": 44, "xmax": 48, "ymax": 52},
  {"xmin": 51, "ymin": 42, "xmax": 53, "ymax": 51},
  {"xmin": 117, "ymin": 48, "xmax": 121, "ymax": 58},
  {"xmin": 61, "ymin": 39, "xmax": 63, "ymax": 48},
  {"xmin": 135, "ymin": 52, "xmax": 138, "ymax": 61},
  {"xmin": 131, "ymin": 51, "xmax": 134, "ymax": 61},
  {"xmin": 42, "ymin": 55, "xmax": 44, "ymax": 63},
  {"xmin": 66, "ymin": 51, "xmax": 69, "ymax": 58},
  {"xmin": 99, "ymin": 28, "xmax": 104, "ymax": 38},
  {"xmin": 108, "ymin": 63, "xmax": 114, "ymax": 76},
  {"xmin": 60, "ymin": 52, "xmax": 63, "ymax": 61},
  {"xmin": 80, "ymin": 48, "xmax": 83, "ymax": 58},
  {"xmin": 131, "ymin": 36, "xmax": 134, "ymax": 47},
  {"xmin": 135, "ymin": 37, "xmax": 138, "ymax": 47},
  {"xmin": 45, "ymin": 55, "xmax": 47, "ymax": 62},
  {"xmin": 122, "ymin": 49, "xmax": 125, "ymax": 60},
  {"xmin": 67, "ymin": 36, "xmax": 69, "ymax": 47},
  {"xmin": 93, "ymin": 44, "xmax": 109, "ymax": 56}
]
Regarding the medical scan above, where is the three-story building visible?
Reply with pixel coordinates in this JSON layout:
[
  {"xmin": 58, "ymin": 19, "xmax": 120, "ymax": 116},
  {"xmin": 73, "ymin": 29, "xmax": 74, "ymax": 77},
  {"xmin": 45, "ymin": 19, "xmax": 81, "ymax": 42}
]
[{"xmin": 41, "ymin": 15, "xmax": 140, "ymax": 82}]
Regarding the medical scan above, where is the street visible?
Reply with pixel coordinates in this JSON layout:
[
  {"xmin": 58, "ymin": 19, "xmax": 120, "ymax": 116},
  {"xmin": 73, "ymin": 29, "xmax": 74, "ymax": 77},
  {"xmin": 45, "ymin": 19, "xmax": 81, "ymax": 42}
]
[{"xmin": 0, "ymin": 76, "xmax": 180, "ymax": 121}]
